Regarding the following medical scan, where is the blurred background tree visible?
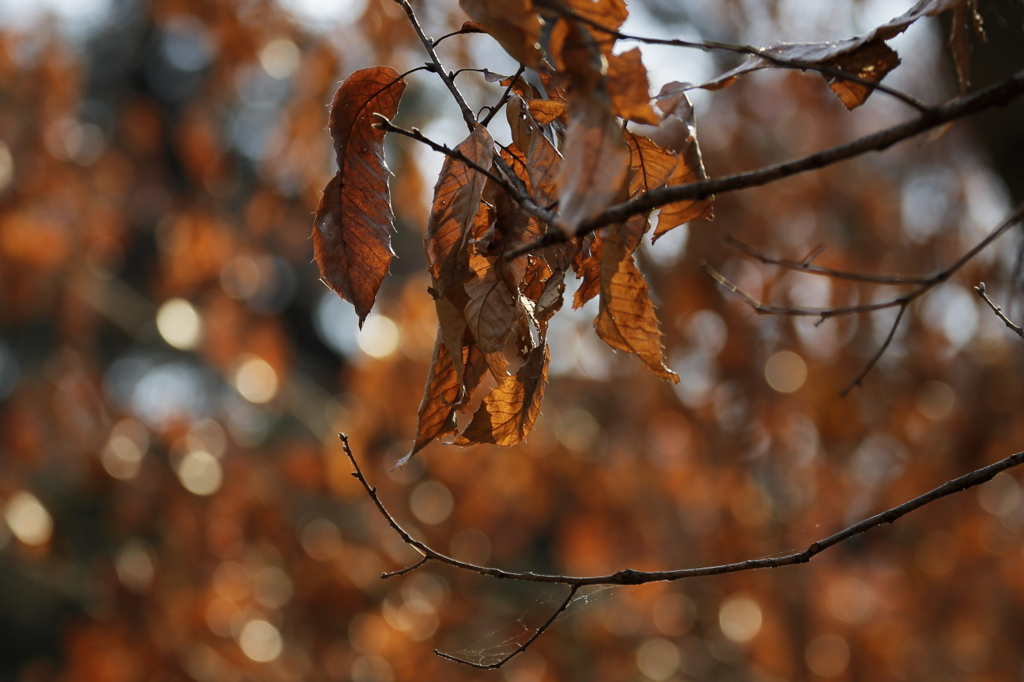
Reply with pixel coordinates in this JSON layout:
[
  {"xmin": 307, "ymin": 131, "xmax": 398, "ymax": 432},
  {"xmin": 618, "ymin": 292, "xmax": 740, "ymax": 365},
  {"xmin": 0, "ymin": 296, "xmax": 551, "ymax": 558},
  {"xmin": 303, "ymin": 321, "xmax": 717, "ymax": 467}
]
[{"xmin": 0, "ymin": 1, "xmax": 1022, "ymax": 681}]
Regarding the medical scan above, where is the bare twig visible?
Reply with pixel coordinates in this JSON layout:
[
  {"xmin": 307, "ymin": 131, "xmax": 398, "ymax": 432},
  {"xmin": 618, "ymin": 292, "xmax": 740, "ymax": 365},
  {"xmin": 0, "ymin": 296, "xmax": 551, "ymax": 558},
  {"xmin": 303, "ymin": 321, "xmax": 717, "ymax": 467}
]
[
  {"xmin": 550, "ymin": 7, "xmax": 933, "ymax": 113},
  {"xmin": 481, "ymin": 64, "xmax": 527, "ymax": 127},
  {"xmin": 374, "ymin": 116, "xmax": 558, "ymax": 229},
  {"xmin": 392, "ymin": 0, "xmax": 477, "ymax": 131},
  {"xmin": 975, "ymin": 282, "xmax": 1024, "ymax": 339},
  {"xmin": 434, "ymin": 585, "xmax": 579, "ymax": 669},
  {"xmin": 340, "ymin": 433, "xmax": 1024, "ymax": 666},
  {"xmin": 726, "ymin": 235, "xmax": 933, "ymax": 285},
  {"xmin": 840, "ymin": 303, "xmax": 906, "ymax": 396},
  {"xmin": 508, "ymin": 70, "xmax": 1024, "ymax": 257},
  {"xmin": 700, "ymin": 203, "xmax": 1024, "ymax": 390},
  {"xmin": 431, "ymin": 23, "xmax": 486, "ymax": 48}
]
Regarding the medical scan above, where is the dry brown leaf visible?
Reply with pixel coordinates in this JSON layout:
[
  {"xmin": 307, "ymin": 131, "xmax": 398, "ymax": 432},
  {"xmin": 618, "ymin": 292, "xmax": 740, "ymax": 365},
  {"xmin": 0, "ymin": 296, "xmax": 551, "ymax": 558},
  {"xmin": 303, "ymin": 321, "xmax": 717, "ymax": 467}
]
[
  {"xmin": 460, "ymin": 0, "xmax": 543, "ymax": 68},
  {"xmin": 697, "ymin": 0, "xmax": 967, "ymax": 109},
  {"xmin": 424, "ymin": 124, "xmax": 494, "ymax": 299},
  {"xmin": 526, "ymin": 99, "xmax": 567, "ymax": 125},
  {"xmin": 572, "ymin": 232, "xmax": 604, "ymax": 309},
  {"xmin": 595, "ymin": 224, "xmax": 678, "ymax": 383},
  {"xmin": 950, "ymin": 0, "xmax": 984, "ymax": 95},
  {"xmin": 562, "ymin": 0, "xmax": 629, "ymax": 39},
  {"xmin": 607, "ymin": 48, "xmax": 660, "ymax": 125},
  {"xmin": 557, "ymin": 90, "xmax": 630, "ymax": 234},
  {"xmin": 313, "ymin": 67, "xmax": 406, "ymax": 325},
  {"xmin": 397, "ymin": 331, "xmax": 461, "ymax": 468},
  {"xmin": 454, "ymin": 344, "xmax": 549, "ymax": 446},
  {"xmin": 464, "ymin": 250, "xmax": 517, "ymax": 355},
  {"xmin": 633, "ymin": 84, "xmax": 713, "ymax": 239},
  {"xmin": 507, "ymin": 96, "xmax": 562, "ymax": 206},
  {"xmin": 435, "ymin": 293, "xmax": 468, "ymax": 387}
]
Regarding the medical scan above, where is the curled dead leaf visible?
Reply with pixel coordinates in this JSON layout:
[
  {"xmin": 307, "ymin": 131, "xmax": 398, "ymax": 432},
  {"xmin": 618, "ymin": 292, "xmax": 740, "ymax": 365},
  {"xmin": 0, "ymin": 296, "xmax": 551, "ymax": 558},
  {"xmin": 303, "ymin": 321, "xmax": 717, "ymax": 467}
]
[{"xmin": 313, "ymin": 67, "xmax": 406, "ymax": 325}]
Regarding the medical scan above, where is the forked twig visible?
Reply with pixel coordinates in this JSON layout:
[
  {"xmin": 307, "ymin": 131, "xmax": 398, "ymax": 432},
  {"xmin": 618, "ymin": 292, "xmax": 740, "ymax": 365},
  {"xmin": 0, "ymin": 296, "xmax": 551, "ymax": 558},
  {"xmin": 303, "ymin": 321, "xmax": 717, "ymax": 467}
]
[
  {"xmin": 340, "ymin": 434, "xmax": 1024, "ymax": 667},
  {"xmin": 726, "ymin": 235, "xmax": 932, "ymax": 285},
  {"xmin": 975, "ymin": 282, "xmax": 1024, "ymax": 339},
  {"xmin": 702, "ymin": 204, "xmax": 1024, "ymax": 391},
  {"xmin": 543, "ymin": 4, "xmax": 933, "ymax": 113},
  {"xmin": 434, "ymin": 585, "xmax": 579, "ymax": 669}
]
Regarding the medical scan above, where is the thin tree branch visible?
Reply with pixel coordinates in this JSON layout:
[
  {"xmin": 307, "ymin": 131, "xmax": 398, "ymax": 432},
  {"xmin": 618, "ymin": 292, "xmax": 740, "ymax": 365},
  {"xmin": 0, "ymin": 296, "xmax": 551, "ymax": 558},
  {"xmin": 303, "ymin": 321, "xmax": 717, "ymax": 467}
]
[
  {"xmin": 726, "ymin": 235, "xmax": 933, "ymax": 284},
  {"xmin": 374, "ymin": 116, "xmax": 559, "ymax": 230},
  {"xmin": 382, "ymin": 556, "xmax": 430, "ymax": 579},
  {"xmin": 701, "ymin": 204, "xmax": 1024, "ymax": 390},
  {"xmin": 434, "ymin": 585, "xmax": 579, "ymax": 669},
  {"xmin": 481, "ymin": 64, "xmax": 527, "ymax": 127},
  {"xmin": 392, "ymin": 0, "xmax": 477, "ymax": 131},
  {"xmin": 431, "ymin": 23, "xmax": 486, "ymax": 48},
  {"xmin": 975, "ymin": 282, "xmax": 1024, "ymax": 339},
  {"xmin": 840, "ymin": 303, "xmax": 906, "ymax": 397},
  {"xmin": 508, "ymin": 70, "xmax": 1024, "ymax": 256},
  {"xmin": 553, "ymin": 7, "xmax": 932, "ymax": 113},
  {"xmin": 340, "ymin": 430, "xmax": 1024, "ymax": 581}
]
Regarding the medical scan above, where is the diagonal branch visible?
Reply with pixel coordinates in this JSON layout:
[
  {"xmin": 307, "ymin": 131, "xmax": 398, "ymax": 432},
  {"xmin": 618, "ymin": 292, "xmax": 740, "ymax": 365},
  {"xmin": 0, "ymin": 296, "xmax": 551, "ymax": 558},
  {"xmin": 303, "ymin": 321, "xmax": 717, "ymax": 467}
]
[
  {"xmin": 726, "ymin": 235, "xmax": 933, "ymax": 284},
  {"xmin": 508, "ymin": 70, "xmax": 1024, "ymax": 257},
  {"xmin": 434, "ymin": 585, "xmax": 579, "ymax": 669},
  {"xmin": 700, "ymin": 203, "xmax": 1024, "ymax": 390},
  {"xmin": 542, "ymin": 4, "xmax": 932, "ymax": 113},
  {"xmin": 975, "ymin": 282, "xmax": 1024, "ymax": 339},
  {"xmin": 341, "ymin": 433, "xmax": 1024, "ymax": 666}
]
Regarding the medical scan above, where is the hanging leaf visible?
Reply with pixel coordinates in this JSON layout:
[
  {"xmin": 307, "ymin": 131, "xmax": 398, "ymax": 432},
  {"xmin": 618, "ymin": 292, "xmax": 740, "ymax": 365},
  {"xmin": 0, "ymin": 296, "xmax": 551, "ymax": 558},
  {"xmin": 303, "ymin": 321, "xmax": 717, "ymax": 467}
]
[
  {"xmin": 397, "ymin": 331, "xmax": 461, "ymax": 468},
  {"xmin": 507, "ymin": 96, "xmax": 561, "ymax": 206},
  {"xmin": 526, "ymin": 99, "xmax": 567, "ymax": 125},
  {"xmin": 629, "ymin": 84, "xmax": 713, "ymax": 239},
  {"xmin": 552, "ymin": 19, "xmax": 630, "ymax": 235},
  {"xmin": 595, "ymin": 223, "xmax": 678, "ymax": 383},
  {"xmin": 696, "ymin": 0, "xmax": 969, "ymax": 109},
  {"xmin": 425, "ymin": 124, "xmax": 495, "ymax": 299},
  {"xmin": 572, "ymin": 232, "xmax": 604, "ymax": 309},
  {"xmin": 455, "ymin": 344, "xmax": 549, "ymax": 446},
  {"xmin": 463, "ymin": 250, "xmax": 517, "ymax": 355},
  {"xmin": 313, "ymin": 67, "xmax": 406, "ymax": 325},
  {"xmin": 950, "ymin": 0, "xmax": 984, "ymax": 95},
  {"xmin": 607, "ymin": 48, "xmax": 660, "ymax": 125},
  {"xmin": 460, "ymin": 0, "xmax": 543, "ymax": 68}
]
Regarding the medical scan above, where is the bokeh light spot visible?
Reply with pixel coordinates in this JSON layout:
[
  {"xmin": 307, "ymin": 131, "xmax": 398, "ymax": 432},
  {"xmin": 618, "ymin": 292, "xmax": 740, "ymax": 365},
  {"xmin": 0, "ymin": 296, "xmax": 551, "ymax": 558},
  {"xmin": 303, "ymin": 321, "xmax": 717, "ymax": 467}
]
[
  {"xmin": 301, "ymin": 518, "xmax": 342, "ymax": 561},
  {"xmin": 825, "ymin": 577, "xmax": 876, "ymax": 624},
  {"xmin": 234, "ymin": 355, "xmax": 279, "ymax": 404},
  {"xmin": 156, "ymin": 298, "xmax": 203, "ymax": 350},
  {"xmin": 805, "ymin": 634, "xmax": 850, "ymax": 677},
  {"xmin": 719, "ymin": 594, "xmax": 762, "ymax": 643},
  {"xmin": 410, "ymin": 481, "xmax": 454, "ymax": 525},
  {"xmin": 115, "ymin": 540, "xmax": 155, "ymax": 592},
  {"xmin": 177, "ymin": 450, "xmax": 223, "ymax": 496},
  {"xmin": 259, "ymin": 39, "xmax": 301, "ymax": 79},
  {"xmin": 764, "ymin": 350, "xmax": 807, "ymax": 393},
  {"xmin": 916, "ymin": 380, "xmax": 956, "ymax": 420},
  {"xmin": 252, "ymin": 565, "xmax": 293, "ymax": 609},
  {"xmin": 0, "ymin": 141, "xmax": 14, "ymax": 191},
  {"xmin": 5, "ymin": 492, "xmax": 53, "ymax": 546},
  {"xmin": 358, "ymin": 315, "xmax": 400, "ymax": 359},
  {"xmin": 635, "ymin": 638, "xmax": 680, "ymax": 680},
  {"xmin": 238, "ymin": 619, "xmax": 283, "ymax": 662}
]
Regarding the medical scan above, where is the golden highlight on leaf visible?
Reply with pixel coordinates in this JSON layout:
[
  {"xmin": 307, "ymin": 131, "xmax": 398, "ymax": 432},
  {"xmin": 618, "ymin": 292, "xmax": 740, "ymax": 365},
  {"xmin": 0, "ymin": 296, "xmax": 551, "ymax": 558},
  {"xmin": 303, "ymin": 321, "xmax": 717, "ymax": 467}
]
[
  {"xmin": 459, "ymin": 0, "xmax": 543, "ymax": 68},
  {"xmin": 455, "ymin": 344, "xmax": 549, "ymax": 446},
  {"xmin": 425, "ymin": 124, "xmax": 494, "ymax": 299},
  {"xmin": 595, "ymin": 224, "xmax": 678, "ymax": 383},
  {"xmin": 607, "ymin": 48, "xmax": 660, "ymax": 125},
  {"xmin": 313, "ymin": 67, "xmax": 406, "ymax": 325}
]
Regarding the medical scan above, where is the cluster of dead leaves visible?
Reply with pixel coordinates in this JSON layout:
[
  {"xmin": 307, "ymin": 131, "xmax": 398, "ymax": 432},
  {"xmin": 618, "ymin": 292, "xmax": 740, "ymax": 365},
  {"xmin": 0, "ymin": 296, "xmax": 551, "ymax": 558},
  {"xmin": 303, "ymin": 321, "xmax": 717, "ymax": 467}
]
[{"xmin": 312, "ymin": 0, "xmax": 983, "ymax": 462}]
